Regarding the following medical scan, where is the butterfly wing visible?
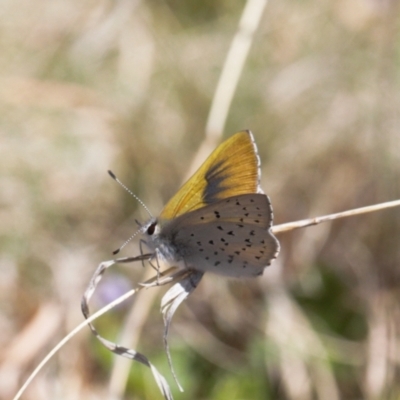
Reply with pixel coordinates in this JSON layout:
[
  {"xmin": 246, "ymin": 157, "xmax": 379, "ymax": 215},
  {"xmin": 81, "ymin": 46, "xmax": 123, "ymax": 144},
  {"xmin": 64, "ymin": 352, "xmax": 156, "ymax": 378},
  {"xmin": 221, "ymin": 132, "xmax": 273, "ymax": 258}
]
[
  {"xmin": 160, "ymin": 194, "xmax": 280, "ymax": 277},
  {"xmin": 159, "ymin": 131, "xmax": 262, "ymax": 221}
]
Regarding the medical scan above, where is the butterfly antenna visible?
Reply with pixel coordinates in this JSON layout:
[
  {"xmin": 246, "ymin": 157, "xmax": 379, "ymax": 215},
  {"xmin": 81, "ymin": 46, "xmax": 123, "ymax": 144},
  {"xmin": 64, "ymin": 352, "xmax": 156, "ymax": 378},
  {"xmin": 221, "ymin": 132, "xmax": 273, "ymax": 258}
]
[
  {"xmin": 108, "ymin": 170, "xmax": 153, "ymax": 218},
  {"xmin": 108, "ymin": 170, "xmax": 153, "ymax": 255},
  {"xmin": 112, "ymin": 229, "xmax": 143, "ymax": 255}
]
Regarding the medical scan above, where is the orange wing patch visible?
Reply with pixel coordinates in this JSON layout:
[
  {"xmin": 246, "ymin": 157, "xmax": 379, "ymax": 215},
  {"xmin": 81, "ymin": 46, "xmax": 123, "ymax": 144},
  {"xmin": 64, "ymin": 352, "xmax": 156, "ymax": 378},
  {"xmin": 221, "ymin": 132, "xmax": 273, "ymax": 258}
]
[{"xmin": 159, "ymin": 131, "xmax": 261, "ymax": 221}]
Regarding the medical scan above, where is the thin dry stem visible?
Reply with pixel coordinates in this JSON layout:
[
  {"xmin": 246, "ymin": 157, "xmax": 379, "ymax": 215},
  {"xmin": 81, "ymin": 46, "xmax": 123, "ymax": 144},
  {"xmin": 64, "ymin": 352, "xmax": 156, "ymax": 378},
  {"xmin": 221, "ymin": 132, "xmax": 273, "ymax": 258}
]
[
  {"xmin": 12, "ymin": 268, "xmax": 181, "ymax": 400},
  {"xmin": 205, "ymin": 0, "xmax": 268, "ymax": 140},
  {"xmin": 186, "ymin": 0, "xmax": 268, "ymax": 180},
  {"xmin": 12, "ymin": 287, "xmax": 138, "ymax": 400},
  {"xmin": 272, "ymin": 199, "xmax": 400, "ymax": 234}
]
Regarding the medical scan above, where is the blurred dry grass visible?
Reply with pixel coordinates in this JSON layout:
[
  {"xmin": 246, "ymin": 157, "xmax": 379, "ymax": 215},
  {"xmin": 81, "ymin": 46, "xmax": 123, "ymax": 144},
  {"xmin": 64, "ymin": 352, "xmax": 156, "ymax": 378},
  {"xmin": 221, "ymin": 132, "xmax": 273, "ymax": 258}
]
[{"xmin": 1, "ymin": 0, "xmax": 400, "ymax": 399}]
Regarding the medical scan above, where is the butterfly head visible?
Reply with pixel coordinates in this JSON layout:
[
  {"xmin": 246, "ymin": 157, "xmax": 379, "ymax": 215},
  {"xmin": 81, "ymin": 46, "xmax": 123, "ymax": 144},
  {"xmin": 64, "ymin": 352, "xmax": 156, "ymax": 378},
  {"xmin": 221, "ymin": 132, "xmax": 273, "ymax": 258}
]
[
  {"xmin": 142, "ymin": 218, "xmax": 158, "ymax": 237},
  {"xmin": 140, "ymin": 215, "xmax": 189, "ymax": 271},
  {"xmin": 141, "ymin": 217, "xmax": 163, "ymax": 253}
]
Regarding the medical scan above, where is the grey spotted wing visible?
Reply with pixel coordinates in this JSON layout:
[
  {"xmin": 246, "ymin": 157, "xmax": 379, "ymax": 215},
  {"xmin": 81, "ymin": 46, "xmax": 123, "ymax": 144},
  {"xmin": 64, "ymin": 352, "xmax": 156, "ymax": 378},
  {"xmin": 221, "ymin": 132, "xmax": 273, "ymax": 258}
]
[{"xmin": 160, "ymin": 194, "xmax": 280, "ymax": 277}]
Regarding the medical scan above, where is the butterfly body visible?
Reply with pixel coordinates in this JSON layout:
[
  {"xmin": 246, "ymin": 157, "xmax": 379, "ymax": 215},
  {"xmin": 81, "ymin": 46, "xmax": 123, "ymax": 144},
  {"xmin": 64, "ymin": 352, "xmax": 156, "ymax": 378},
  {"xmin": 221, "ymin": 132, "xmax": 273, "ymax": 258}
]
[
  {"xmin": 145, "ymin": 193, "xmax": 278, "ymax": 277},
  {"xmin": 142, "ymin": 131, "xmax": 280, "ymax": 278}
]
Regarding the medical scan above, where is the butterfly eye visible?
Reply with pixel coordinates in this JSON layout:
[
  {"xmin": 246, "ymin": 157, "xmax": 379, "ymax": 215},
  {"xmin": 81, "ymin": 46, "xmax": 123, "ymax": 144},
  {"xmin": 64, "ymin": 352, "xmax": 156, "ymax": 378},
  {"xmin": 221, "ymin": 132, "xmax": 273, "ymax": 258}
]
[{"xmin": 147, "ymin": 222, "xmax": 157, "ymax": 235}]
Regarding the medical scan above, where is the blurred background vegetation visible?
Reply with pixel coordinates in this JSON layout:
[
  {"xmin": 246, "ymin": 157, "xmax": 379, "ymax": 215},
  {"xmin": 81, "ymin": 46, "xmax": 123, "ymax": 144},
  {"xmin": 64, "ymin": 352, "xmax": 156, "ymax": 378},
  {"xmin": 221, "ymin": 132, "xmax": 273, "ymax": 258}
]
[{"xmin": 1, "ymin": 0, "xmax": 400, "ymax": 399}]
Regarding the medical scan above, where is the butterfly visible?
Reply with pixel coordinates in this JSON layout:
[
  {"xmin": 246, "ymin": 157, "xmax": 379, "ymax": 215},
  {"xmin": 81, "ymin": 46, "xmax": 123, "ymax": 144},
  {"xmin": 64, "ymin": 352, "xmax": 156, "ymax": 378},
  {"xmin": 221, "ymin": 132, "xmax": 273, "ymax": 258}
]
[
  {"xmin": 82, "ymin": 130, "xmax": 280, "ymax": 400},
  {"xmin": 141, "ymin": 130, "xmax": 280, "ymax": 277}
]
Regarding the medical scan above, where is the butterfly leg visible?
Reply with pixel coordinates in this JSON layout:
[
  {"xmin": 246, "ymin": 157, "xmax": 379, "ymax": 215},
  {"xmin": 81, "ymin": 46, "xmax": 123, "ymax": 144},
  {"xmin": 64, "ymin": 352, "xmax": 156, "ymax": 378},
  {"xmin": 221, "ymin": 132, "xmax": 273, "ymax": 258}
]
[
  {"xmin": 139, "ymin": 239, "xmax": 149, "ymax": 269},
  {"xmin": 144, "ymin": 249, "xmax": 163, "ymax": 282},
  {"xmin": 138, "ymin": 266, "xmax": 187, "ymax": 287},
  {"xmin": 139, "ymin": 238, "xmax": 162, "ymax": 277}
]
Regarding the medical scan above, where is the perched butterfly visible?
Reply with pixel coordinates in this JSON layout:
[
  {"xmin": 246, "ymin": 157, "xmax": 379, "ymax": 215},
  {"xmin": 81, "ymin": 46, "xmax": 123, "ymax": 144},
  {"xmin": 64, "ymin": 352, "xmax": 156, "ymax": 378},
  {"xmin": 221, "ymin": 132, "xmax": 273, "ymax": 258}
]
[
  {"xmin": 82, "ymin": 130, "xmax": 280, "ymax": 400},
  {"xmin": 140, "ymin": 130, "xmax": 280, "ymax": 277}
]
